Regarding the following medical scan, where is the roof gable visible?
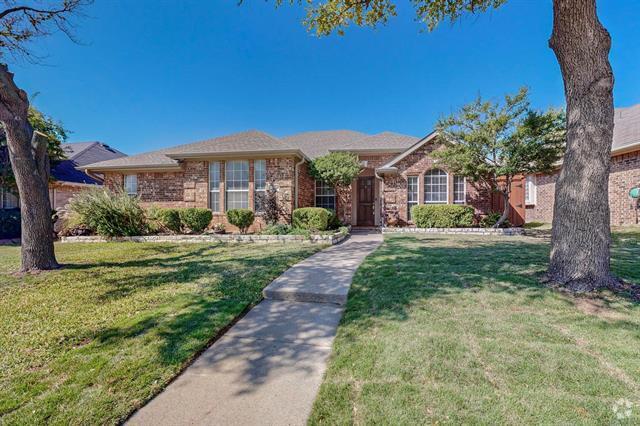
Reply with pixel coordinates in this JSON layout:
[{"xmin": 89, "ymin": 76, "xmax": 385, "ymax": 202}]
[{"xmin": 379, "ymin": 131, "xmax": 440, "ymax": 170}]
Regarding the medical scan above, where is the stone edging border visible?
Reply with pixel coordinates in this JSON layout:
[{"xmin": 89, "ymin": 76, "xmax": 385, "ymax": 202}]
[
  {"xmin": 60, "ymin": 230, "xmax": 349, "ymax": 245},
  {"xmin": 381, "ymin": 227, "xmax": 524, "ymax": 236}
]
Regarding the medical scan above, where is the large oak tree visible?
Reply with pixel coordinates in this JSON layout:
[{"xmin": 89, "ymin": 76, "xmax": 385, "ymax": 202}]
[
  {"xmin": 0, "ymin": 1, "xmax": 88, "ymax": 272},
  {"xmin": 270, "ymin": 0, "xmax": 618, "ymax": 291}
]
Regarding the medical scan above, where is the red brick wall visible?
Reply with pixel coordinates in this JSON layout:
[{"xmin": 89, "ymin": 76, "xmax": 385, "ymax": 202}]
[
  {"xmin": 379, "ymin": 142, "xmax": 489, "ymax": 225},
  {"xmin": 104, "ymin": 157, "xmax": 299, "ymax": 233},
  {"xmin": 526, "ymin": 149, "xmax": 640, "ymax": 225},
  {"xmin": 297, "ymin": 162, "xmax": 315, "ymax": 209}
]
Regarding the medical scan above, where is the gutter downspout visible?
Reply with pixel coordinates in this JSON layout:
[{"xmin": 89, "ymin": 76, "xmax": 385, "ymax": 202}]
[
  {"xmin": 375, "ymin": 169, "xmax": 385, "ymax": 228},
  {"xmin": 294, "ymin": 157, "xmax": 306, "ymax": 210}
]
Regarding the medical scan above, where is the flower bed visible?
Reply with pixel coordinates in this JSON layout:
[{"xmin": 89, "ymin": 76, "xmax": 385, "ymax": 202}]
[
  {"xmin": 382, "ymin": 227, "xmax": 524, "ymax": 236},
  {"xmin": 61, "ymin": 228, "xmax": 349, "ymax": 245}
]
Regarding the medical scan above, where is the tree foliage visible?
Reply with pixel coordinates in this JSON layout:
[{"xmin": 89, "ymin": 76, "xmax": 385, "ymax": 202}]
[
  {"xmin": 0, "ymin": 105, "xmax": 68, "ymax": 191},
  {"xmin": 433, "ymin": 87, "xmax": 565, "ymax": 227},
  {"xmin": 309, "ymin": 151, "xmax": 361, "ymax": 187},
  {"xmin": 273, "ymin": 0, "xmax": 507, "ymax": 35}
]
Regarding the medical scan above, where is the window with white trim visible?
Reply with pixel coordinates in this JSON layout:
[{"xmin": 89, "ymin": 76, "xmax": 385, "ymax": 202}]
[
  {"xmin": 525, "ymin": 175, "xmax": 537, "ymax": 205},
  {"xmin": 1, "ymin": 187, "xmax": 19, "ymax": 209},
  {"xmin": 424, "ymin": 169, "xmax": 448, "ymax": 203},
  {"xmin": 209, "ymin": 161, "xmax": 221, "ymax": 212},
  {"xmin": 254, "ymin": 159, "xmax": 266, "ymax": 212},
  {"xmin": 315, "ymin": 180, "xmax": 336, "ymax": 211},
  {"xmin": 453, "ymin": 176, "xmax": 466, "ymax": 204},
  {"xmin": 407, "ymin": 176, "xmax": 418, "ymax": 221},
  {"xmin": 225, "ymin": 160, "xmax": 249, "ymax": 210},
  {"xmin": 124, "ymin": 174, "xmax": 138, "ymax": 196}
]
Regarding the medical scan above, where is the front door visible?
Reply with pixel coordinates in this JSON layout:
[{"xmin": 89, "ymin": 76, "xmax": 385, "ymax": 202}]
[{"xmin": 357, "ymin": 177, "xmax": 375, "ymax": 226}]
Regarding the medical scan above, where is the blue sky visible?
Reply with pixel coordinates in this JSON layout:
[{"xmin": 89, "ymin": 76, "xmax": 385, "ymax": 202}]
[{"xmin": 12, "ymin": 0, "xmax": 640, "ymax": 155}]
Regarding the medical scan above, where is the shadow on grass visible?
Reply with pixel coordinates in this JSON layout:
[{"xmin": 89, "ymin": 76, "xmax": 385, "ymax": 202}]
[
  {"xmin": 339, "ymin": 234, "xmax": 639, "ymax": 331},
  {"xmin": 53, "ymin": 244, "xmax": 322, "ymax": 382}
]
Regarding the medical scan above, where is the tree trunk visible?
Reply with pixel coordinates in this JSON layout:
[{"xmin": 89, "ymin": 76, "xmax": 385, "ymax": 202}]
[
  {"xmin": 546, "ymin": 0, "xmax": 616, "ymax": 291},
  {"xmin": 0, "ymin": 64, "xmax": 59, "ymax": 271},
  {"xmin": 495, "ymin": 189, "xmax": 510, "ymax": 229}
]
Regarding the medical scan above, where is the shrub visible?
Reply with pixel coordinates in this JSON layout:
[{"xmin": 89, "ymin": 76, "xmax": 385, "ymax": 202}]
[
  {"xmin": 411, "ymin": 205, "xmax": 474, "ymax": 228},
  {"xmin": 326, "ymin": 209, "xmax": 341, "ymax": 230},
  {"xmin": 179, "ymin": 208, "xmax": 212, "ymax": 233},
  {"xmin": 480, "ymin": 212, "xmax": 511, "ymax": 228},
  {"xmin": 292, "ymin": 207, "xmax": 329, "ymax": 231},
  {"xmin": 0, "ymin": 208, "xmax": 20, "ymax": 239},
  {"xmin": 68, "ymin": 188, "xmax": 146, "ymax": 237},
  {"xmin": 227, "ymin": 208, "xmax": 254, "ymax": 234},
  {"xmin": 147, "ymin": 207, "xmax": 181, "ymax": 234},
  {"xmin": 261, "ymin": 223, "xmax": 293, "ymax": 235}
]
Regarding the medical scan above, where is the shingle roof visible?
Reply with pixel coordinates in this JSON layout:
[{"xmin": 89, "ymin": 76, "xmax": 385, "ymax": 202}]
[
  {"xmin": 83, "ymin": 130, "xmax": 304, "ymax": 170},
  {"xmin": 80, "ymin": 147, "xmax": 180, "ymax": 170},
  {"xmin": 282, "ymin": 130, "xmax": 368, "ymax": 158},
  {"xmin": 336, "ymin": 131, "xmax": 419, "ymax": 152},
  {"xmin": 163, "ymin": 130, "xmax": 295, "ymax": 157},
  {"xmin": 83, "ymin": 129, "xmax": 420, "ymax": 170},
  {"xmin": 61, "ymin": 142, "xmax": 96, "ymax": 159},
  {"xmin": 613, "ymin": 104, "xmax": 640, "ymax": 152},
  {"xmin": 52, "ymin": 142, "xmax": 127, "ymax": 184}
]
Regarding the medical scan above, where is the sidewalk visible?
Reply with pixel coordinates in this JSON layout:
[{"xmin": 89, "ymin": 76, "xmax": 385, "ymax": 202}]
[{"xmin": 127, "ymin": 232, "xmax": 383, "ymax": 426}]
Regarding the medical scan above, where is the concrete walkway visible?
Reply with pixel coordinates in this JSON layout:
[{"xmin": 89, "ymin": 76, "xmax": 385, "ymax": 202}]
[{"xmin": 128, "ymin": 232, "xmax": 382, "ymax": 426}]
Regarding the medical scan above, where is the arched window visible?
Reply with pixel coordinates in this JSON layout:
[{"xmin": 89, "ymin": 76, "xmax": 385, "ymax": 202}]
[{"xmin": 424, "ymin": 169, "xmax": 448, "ymax": 204}]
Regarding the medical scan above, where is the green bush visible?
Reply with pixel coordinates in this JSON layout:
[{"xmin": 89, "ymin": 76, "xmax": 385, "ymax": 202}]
[
  {"xmin": 480, "ymin": 212, "xmax": 511, "ymax": 228},
  {"xmin": 292, "ymin": 207, "xmax": 329, "ymax": 231},
  {"xmin": 179, "ymin": 208, "xmax": 212, "ymax": 233},
  {"xmin": 411, "ymin": 204, "xmax": 474, "ymax": 228},
  {"xmin": 68, "ymin": 188, "xmax": 146, "ymax": 237},
  {"xmin": 147, "ymin": 207, "xmax": 182, "ymax": 233},
  {"xmin": 0, "ymin": 208, "xmax": 20, "ymax": 239},
  {"xmin": 261, "ymin": 223, "xmax": 293, "ymax": 235},
  {"xmin": 227, "ymin": 208, "xmax": 254, "ymax": 234},
  {"xmin": 326, "ymin": 209, "xmax": 341, "ymax": 230}
]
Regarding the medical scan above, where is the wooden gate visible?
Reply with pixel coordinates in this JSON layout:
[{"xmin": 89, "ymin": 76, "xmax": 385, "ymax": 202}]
[{"xmin": 490, "ymin": 175, "xmax": 525, "ymax": 226}]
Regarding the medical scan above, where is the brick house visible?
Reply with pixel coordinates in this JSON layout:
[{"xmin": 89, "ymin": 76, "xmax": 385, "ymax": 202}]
[
  {"xmin": 524, "ymin": 104, "xmax": 640, "ymax": 226},
  {"xmin": 83, "ymin": 130, "xmax": 506, "ymax": 232}
]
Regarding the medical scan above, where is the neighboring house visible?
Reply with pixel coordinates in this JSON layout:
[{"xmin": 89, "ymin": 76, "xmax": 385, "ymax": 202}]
[
  {"xmin": 525, "ymin": 104, "xmax": 640, "ymax": 226},
  {"xmin": 49, "ymin": 142, "xmax": 127, "ymax": 210},
  {"xmin": 0, "ymin": 141, "xmax": 127, "ymax": 211},
  {"xmin": 82, "ymin": 130, "xmax": 512, "ymax": 232}
]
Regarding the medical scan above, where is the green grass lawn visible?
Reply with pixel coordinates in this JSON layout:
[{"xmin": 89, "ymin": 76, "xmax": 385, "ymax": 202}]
[
  {"xmin": 0, "ymin": 241, "xmax": 321, "ymax": 425},
  {"xmin": 310, "ymin": 229, "xmax": 640, "ymax": 425}
]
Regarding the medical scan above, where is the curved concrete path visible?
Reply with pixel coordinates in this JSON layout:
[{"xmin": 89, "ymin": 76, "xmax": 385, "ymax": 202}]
[{"xmin": 128, "ymin": 232, "xmax": 382, "ymax": 426}]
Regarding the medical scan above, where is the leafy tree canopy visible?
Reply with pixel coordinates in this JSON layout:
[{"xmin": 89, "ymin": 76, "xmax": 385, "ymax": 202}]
[
  {"xmin": 308, "ymin": 151, "xmax": 362, "ymax": 187},
  {"xmin": 432, "ymin": 87, "xmax": 565, "ymax": 190},
  {"xmin": 0, "ymin": 105, "xmax": 68, "ymax": 189},
  {"xmin": 273, "ymin": 0, "xmax": 507, "ymax": 35}
]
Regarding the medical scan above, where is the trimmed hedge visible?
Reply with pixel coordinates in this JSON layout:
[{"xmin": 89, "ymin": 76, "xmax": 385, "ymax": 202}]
[
  {"xmin": 179, "ymin": 208, "xmax": 212, "ymax": 233},
  {"xmin": 227, "ymin": 208, "xmax": 254, "ymax": 234},
  {"xmin": 411, "ymin": 204, "xmax": 474, "ymax": 228},
  {"xmin": 292, "ymin": 207, "xmax": 329, "ymax": 231},
  {"xmin": 0, "ymin": 208, "xmax": 20, "ymax": 239},
  {"xmin": 154, "ymin": 208, "xmax": 181, "ymax": 233}
]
